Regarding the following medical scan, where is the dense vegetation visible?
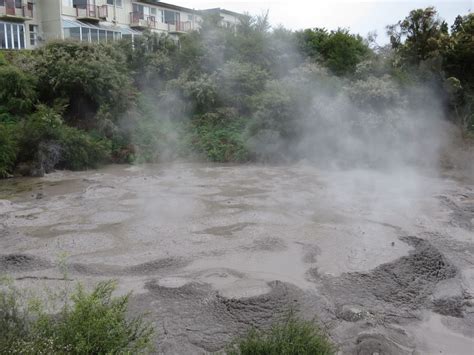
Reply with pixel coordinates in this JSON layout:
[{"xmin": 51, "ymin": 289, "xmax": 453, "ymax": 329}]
[
  {"xmin": 0, "ymin": 8, "xmax": 473, "ymax": 176},
  {"xmin": 0, "ymin": 279, "xmax": 154, "ymax": 353}
]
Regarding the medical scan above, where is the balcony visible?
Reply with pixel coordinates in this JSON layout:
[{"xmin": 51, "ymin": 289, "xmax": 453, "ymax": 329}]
[
  {"xmin": 130, "ymin": 12, "xmax": 156, "ymax": 30},
  {"xmin": 168, "ymin": 21, "xmax": 193, "ymax": 34},
  {"xmin": 0, "ymin": 4, "xmax": 33, "ymax": 22},
  {"xmin": 75, "ymin": 4, "xmax": 107, "ymax": 22}
]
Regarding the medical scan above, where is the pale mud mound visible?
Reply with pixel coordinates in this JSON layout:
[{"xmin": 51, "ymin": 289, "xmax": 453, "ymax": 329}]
[
  {"xmin": 130, "ymin": 280, "xmax": 299, "ymax": 353},
  {"xmin": 0, "ymin": 254, "xmax": 51, "ymax": 273},
  {"xmin": 314, "ymin": 237, "xmax": 457, "ymax": 316}
]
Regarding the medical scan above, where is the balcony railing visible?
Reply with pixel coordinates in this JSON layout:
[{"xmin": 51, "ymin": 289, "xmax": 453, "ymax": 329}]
[
  {"xmin": 75, "ymin": 4, "xmax": 107, "ymax": 21},
  {"xmin": 0, "ymin": 4, "xmax": 32, "ymax": 20},
  {"xmin": 130, "ymin": 12, "xmax": 156, "ymax": 29},
  {"xmin": 169, "ymin": 21, "xmax": 193, "ymax": 33}
]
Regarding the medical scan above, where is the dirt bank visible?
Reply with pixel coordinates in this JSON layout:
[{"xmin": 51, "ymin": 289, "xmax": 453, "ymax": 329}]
[{"xmin": 1, "ymin": 163, "xmax": 473, "ymax": 354}]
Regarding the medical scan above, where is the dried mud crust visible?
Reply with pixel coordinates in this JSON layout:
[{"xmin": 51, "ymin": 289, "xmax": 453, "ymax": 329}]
[
  {"xmin": 130, "ymin": 280, "xmax": 300, "ymax": 353},
  {"xmin": 0, "ymin": 254, "xmax": 52, "ymax": 273},
  {"xmin": 312, "ymin": 236, "xmax": 459, "ymax": 317}
]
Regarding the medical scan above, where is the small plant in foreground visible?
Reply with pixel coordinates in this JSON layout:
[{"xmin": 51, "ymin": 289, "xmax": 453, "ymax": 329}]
[
  {"xmin": 0, "ymin": 279, "xmax": 154, "ymax": 354},
  {"xmin": 228, "ymin": 314, "xmax": 335, "ymax": 355}
]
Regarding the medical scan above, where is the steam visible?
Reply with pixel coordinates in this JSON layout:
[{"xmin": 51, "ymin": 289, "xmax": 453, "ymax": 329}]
[{"xmin": 126, "ymin": 20, "xmax": 463, "ymax": 179}]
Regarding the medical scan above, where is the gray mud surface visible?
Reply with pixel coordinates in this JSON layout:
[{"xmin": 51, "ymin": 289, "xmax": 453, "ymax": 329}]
[{"xmin": 1, "ymin": 163, "xmax": 473, "ymax": 354}]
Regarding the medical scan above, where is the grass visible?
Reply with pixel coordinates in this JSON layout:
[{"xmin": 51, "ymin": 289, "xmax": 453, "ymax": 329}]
[
  {"xmin": 227, "ymin": 314, "xmax": 335, "ymax": 355},
  {"xmin": 0, "ymin": 278, "xmax": 154, "ymax": 354}
]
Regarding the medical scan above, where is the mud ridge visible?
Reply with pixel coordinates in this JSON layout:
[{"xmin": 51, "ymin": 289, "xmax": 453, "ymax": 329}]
[
  {"xmin": 312, "ymin": 236, "xmax": 458, "ymax": 318},
  {"xmin": 0, "ymin": 254, "xmax": 52, "ymax": 273},
  {"xmin": 69, "ymin": 257, "xmax": 189, "ymax": 276}
]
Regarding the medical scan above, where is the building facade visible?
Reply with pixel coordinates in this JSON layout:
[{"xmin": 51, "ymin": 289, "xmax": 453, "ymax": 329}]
[{"xmin": 0, "ymin": 0, "xmax": 243, "ymax": 50}]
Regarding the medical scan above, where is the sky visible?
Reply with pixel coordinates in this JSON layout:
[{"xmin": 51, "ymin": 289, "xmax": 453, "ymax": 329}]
[{"xmin": 176, "ymin": 0, "xmax": 472, "ymax": 43}]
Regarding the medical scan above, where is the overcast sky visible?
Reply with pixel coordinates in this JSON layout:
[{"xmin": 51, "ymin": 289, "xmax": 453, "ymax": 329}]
[{"xmin": 176, "ymin": 0, "xmax": 472, "ymax": 43}]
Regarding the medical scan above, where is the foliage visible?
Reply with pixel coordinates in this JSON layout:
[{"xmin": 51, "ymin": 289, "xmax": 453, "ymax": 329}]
[
  {"xmin": 1, "ymin": 7, "xmax": 474, "ymax": 177},
  {"xmin": 0, "ymin": 124, "xmax": 18, "ymax": 178},
  {"xmin": 33, "ymin": 41, "xmax": 134, "ymax": 128},
  {"xmin": 0, "ymin": 279, "xmax": 154, "ymax": 354},
  {"xmin": 0, "ymin": 62, "xmax": 36, "ymax": 117},
  {"xmin": 227, "ymin": 315, "xmax": 335, "ymax": 355},
  {"xmin": 296, "ymin": 28, "xmax": 371, "ymax": 75},
  {"xmin": 216, "ymin": 61, "xmax": 269, "ymax": 113},
  {"xmin": 17, "ymin": 105, "xmax": 110, "ymax": 172},
  {"xmin": 187, "ymin": 110, "xmax": 250, "ymax": 162},
  {"xmin": 387, "ymin": 7, "xmax": 449, "ymax": 66}
]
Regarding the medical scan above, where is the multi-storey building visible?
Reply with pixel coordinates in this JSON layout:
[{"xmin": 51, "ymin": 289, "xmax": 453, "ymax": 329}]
[{"xmin": 0, "ymin": 0, "xmax": 243, "ymax": 50}]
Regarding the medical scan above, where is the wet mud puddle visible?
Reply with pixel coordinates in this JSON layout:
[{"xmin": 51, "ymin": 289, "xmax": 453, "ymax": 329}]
[{"xmin": 1, "ymin": 164, "xmax": 473, "ymax": 354}]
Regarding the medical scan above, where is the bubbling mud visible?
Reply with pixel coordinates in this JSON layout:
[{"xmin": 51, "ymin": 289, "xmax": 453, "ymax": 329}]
[{"xmin": 0, "ymin": 163, "xmax": 473, "ymax": 354}]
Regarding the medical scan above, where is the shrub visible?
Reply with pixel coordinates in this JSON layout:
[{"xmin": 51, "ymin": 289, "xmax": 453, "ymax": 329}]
[
  {"xmin": 216, "ymin": 61, "xmax": 269, "ymax": 113},
  {"xmin": 188, "ymin": 110, "xmax": 250, "ymax": 162},
  {"xmin": 58, "ymin": 127, "xmax": 111, "ymax": 170},
  {"xmin": 228, "ymin": 315, "xmax": 335, "ymax": 355},
  {"xmin": 33, "ymin": 41, "xmax": 134, "ymax": 128},
  {"xmin": 0, "ymin": 63, "xmax": 37, "ymax": 117},
  {"xmin": 0, "ymin": 124, "xmax": 18, "ymax": 178},
  {"xmin": 0, "ymin": 280, "xmax": 154, "ymax": 354},
  {"xmin": 17, "ymin": 106, "xmax": 111, "ymax": 173}
]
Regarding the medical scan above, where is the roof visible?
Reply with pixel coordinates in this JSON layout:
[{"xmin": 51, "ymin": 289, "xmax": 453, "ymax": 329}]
[
  {"xmin": 62, "ymin": 17, "xmax": 142, "ymax": 35},
  {"xmin": 134, "ymin": 1, "xmax": 199, "ymax": 14}
]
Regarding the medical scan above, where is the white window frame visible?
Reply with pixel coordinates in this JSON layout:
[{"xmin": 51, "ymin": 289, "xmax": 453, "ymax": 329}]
[
  {"xmin": 0, "ymin": 21, "xmax": 25, "ymax": 49},
  {"xmin": 29, "ymin": 24, "xmax": 38, "ymax": 46}
]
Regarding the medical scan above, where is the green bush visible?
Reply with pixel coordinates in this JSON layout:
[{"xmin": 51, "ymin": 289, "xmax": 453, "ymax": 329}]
[
  {"xmin": 58, "ymin": 128, "xmax": 111, "ymax": 170},
  {"xmin": 0, "ymin": 63, "xmax": 37, "ymax": 117},
  {"xmin": 33, "ymin": 41, "xmax": 134, "ymax": 128},
  {"xmin": 228, "ymin": 315, "xmax": 335, "ymax": 355},
  {"xmin": 0, "ymin": 280, "xmax": 154, "ymax": 354},
  {"xmin": 0, "ymin": 124, "xmax": 18, "ymax": 178},
  {"xmin": 188, "ymin": 110, "xmax": 250, "ymax": 162},
  {"xmin": 17, "ymin": 106, "xmax": 111, "ymax": 172}
]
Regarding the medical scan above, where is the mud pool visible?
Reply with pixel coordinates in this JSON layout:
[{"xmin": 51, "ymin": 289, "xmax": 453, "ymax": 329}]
[{"xmin": 1, "ymin": 163, "xmax": 473, "ymax": 354}]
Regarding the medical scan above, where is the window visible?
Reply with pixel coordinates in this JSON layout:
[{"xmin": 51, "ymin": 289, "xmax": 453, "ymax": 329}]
[
  {"xmin": 107, "ymin": 0, "xmax": 122, "ymax": 6},
  {"xmin": 150, "ymin": 8, "xmax": 156, "ymax": 16},
  {"xmin": 63, "ymin": 21, "xmax": 121, "ymax": 43},
  {"xmin": 73, "ymin": 0, "xmax": 88, "ymax": 8},
  {"xmin": 132, "ymin": 3, "xmax": 144, "ymax": 19},
  {"xmin": 15, "ymin": 0, "xmax": 21, "ymax": 9},
  {"xmin": 0, "ymin": 21, "xmax": 26, "ymax": 49},
  {"xmin": 0, "ymin": 23, "xmax": 5, "ymax": 49},
  {"xmin": 29, "ymin": 24, "xmax": 37, "ymax": 46},
  {"xmin": 164, "ymin": 10, "xmax": 176, "ymax": 24},
  {"xmin": 187, "ymin": 14, "xmax": 193, "ymax": 21},
  {"xmin": 27, "ymin": 1, "xmax": 33, "ymax": 17}
]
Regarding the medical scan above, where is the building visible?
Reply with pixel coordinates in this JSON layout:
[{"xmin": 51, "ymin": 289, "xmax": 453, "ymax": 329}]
[
  {"xmin": 0, "ymin": 0, "xmax": 243, "ymax": 50},
  {"xmin": 200, "ymin": 8, "xmax": 244, "ymax": 30}
]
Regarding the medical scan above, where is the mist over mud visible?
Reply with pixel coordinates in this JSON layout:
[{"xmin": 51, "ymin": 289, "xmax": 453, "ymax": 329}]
[{"xmin": 1, "ymin": 163, "xmax": 473, "ymax": 354}]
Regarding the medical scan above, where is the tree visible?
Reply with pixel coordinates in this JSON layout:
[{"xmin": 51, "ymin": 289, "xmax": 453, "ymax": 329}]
[
  {"xmin": 296, "ymin": 28, "xmax": 371, "ymax": 76},
  {"xmin": 387, "ymin": 7, "xmax": 449, "ymax": 66}
]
